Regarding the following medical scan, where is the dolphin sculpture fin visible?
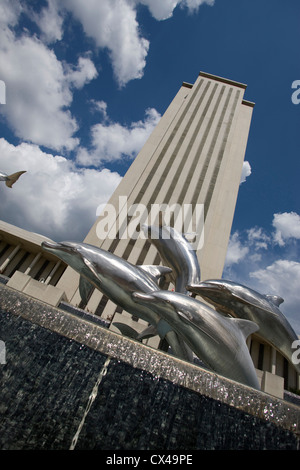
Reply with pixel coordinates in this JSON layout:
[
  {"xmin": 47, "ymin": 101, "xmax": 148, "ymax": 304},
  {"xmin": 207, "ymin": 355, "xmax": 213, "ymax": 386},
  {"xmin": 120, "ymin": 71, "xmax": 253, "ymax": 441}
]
[
  {"xmin": 137, "ymin": 324, "xmax": 158, "ymax": 340},
  {"xmin": 79, "ymin": 276, "xmax": 94, "ymax": 305},
  {"xmin": 138, "ymin": 265, "xmax": 172, "ymax": 284},
  {"xmin": 113, "ymin": 322, "xmax": 141, "ymax": 340},
  {"xmin": 113, "ymin": 322, "xmax": 158, "ymax": 341},
  {"xmin": 264, "ymin": 294, "xmax": 284, "ymax": 306},
  {"xmin": 5, "ymin": 171, "xmax": 26, "ymax": 188},
  {"xmin": 230, "ymin": 318, "xmax": 259, "ymax": 340}
]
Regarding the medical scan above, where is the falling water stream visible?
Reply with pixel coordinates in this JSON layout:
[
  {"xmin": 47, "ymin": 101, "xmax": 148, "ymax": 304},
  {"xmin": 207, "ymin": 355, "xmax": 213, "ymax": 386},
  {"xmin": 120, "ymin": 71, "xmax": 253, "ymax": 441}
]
[{"xmin": 69, "ymin": 356, "xmax": 111, "ymax": 450}]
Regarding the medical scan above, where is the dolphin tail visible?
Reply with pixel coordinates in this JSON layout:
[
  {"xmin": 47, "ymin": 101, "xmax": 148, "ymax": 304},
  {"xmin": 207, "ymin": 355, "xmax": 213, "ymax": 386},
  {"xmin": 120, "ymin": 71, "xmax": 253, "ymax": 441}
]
[
  {"xmin": 5, "ymin": 171, "xmax": 26, "ymax": 188},
  {"xmin": 112, "ymin": 322, "xmax": 141, "ymax": 340},
  {"xmin": 230, "ymin": 318, "xmax": 259, "ymax": 340},
  {"xmin": 113, "ymin": 323, "xmax": 159, "ymax": 341}
]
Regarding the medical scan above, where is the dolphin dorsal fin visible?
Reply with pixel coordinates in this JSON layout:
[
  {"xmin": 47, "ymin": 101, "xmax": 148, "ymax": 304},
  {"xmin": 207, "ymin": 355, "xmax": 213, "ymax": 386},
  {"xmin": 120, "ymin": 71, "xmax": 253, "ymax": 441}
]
[
  {"xmin": 231, "ymin": 318, "xmax": 259, "ymax": 340},
  {"xmin": 113, "ymin": 322, "xmax": 140, "ymax": 340},
  {"xmin": 79, "ymin": 276, "xmax": 94, "ymax": 305},
  {"xmin": 137, "ymin": 324, "xmax": 158, "ymax": 340},
  {"xmin": 138, "ymin": 265, "xmax": 172, "ymax": 283},
  {"xmin": 264, "ymin": 294, "xmax": 284, "ymax": 306}
]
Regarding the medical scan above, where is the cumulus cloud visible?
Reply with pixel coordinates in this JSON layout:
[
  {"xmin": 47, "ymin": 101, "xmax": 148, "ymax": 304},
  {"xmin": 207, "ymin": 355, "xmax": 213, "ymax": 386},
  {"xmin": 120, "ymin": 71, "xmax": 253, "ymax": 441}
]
[
  {"xmin": 250, "ymin": 260, "xmax": 300, "ymax": 332},
  {"xmin": 0, "ymin": 1, "xmax": 99, "ymax": 152},
  {"xmin": 224, "ymin": 231, "xmax": 249, "ymax": 266},
  {"xmin": 65, "ymin": 56, "xmax": 98, "ymax": 89},
  {"xmin": 224, "ymin": 213, "xmax": 300, "ymax": 332},
  {"xmin": 240, "ymin": 161, "xmax": 251, "ymax": 184},
  {"xmin": 31, "ymin": 0, "xmax": 64, "ymax": 44},
  {"xmin": 136, "ymin": 0, "xmax": 179, "ymax": 20},
  {"xmin": 0, "ymin": 28, "xmax": 94, "ymax": 151},
  {"xmin": 246, "ymin": 227, "xmax": 270, "ymax": 250},
  {"xmin": 0, "ymin": 138, "xmax": 122, "ymax": 241},
  {"xmin": 182, "ymin": 0, "xmax": 215, "ymax": 12},
  {"xmin": 272, "ymin": 212, "xmax": 300, "ymax": 246},
  {"xmin": 63, "ymin": 0, "xmax": 149, "ymax": 88},
  {"xmin": 76, "ymin": 107, "xmax": 161, "ymax": 166},
  {"xmin": 0, "ymin": 0, "xmax": 22, "ymax": 28},
  {"xmin": 135, "ymin": 0, "xmax": 215, "ymax": 19}
]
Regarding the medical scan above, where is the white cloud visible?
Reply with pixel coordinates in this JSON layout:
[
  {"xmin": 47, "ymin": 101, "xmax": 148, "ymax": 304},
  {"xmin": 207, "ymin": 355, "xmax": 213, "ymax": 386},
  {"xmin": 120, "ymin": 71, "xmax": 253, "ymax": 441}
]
[
  {"xmin": 0, "ymin": 0, "xmax": 22, "ymax": 27},
  {"xmin": 224, "ymin": 231, "xmax": 249, "ymax": 266},
  {"xmin": 135, "ymin": 0, "xmax": 215, "ymax": 19},
  {"xmin": 63, "ymin": 0, "xmax": 149, "ymax": 88},
  {"xmin": 181, "ymin": 0, "xmax": 215, "ymax": 12},
  {"xmin": 250, "ymin": 260, "xmax": 300, "ymax": 333},
  {"xmin": 65, "ymin": 56, "xmax": 98, "ymax": 89},
  {"xmin": 246, "ymin": 227, "xmax": 270, "ymax": 250},
  {"xmin": 240, "ymin": 161, "xmax": 251, "ymax": 184},
  {"xmin": 62, "ymin": 0, "xmax": 215, "ymax": 86},
  {"xmin": 0, "ymin": 27, "xmax": 78, "ymax": 151},
  {"xmin": 90, "ymin": 100, "xmax": 109, "ymax": 120},
  {"xmin": 224, "ymin": 217, "xmax": 300, "ymax": 333},
  {"xmin": 272, "ymin": 212, "xmax": 300, "ymax": 246},
  {"xmin": 0, "ymin": 15, "xmax": 99, "ymax": 151},
  {"xmin": 31, "ymin": 0, "xmax": 64, "ymax": 44},
  {"xmin": 136, "ymin": 0, "xmax": 179, "ymax": 20},
  {"xmin": 0, "ymin": 138, "xmax": 122, "ymax": 241},
  {"xmin": 76, "ymin": 107, "xmax": 161, "ymax": 166}
]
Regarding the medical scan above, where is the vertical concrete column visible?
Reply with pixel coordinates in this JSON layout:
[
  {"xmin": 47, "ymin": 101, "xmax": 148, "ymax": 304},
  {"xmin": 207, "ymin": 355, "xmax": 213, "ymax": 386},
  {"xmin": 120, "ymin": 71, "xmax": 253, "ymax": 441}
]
[
  {"xmin": 25, "ymin": 252, "xmax": 42, "ymax": 275},
  {"xmin": 45, "ymin": 261, "xmax": 62, "ymax": 285},
  {"xmin": 0, "ymin": 244, "xmax": 21, "ymax": 273},
  {"xmin": 271, "ymin": 347, "xmax": 277, "ymax": 375}
]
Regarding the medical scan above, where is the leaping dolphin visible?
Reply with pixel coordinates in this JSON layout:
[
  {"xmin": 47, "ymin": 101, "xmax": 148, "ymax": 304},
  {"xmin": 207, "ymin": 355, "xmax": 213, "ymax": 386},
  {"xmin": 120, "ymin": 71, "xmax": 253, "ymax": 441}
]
[
  {"xmin": 187, "ymin": 279, "xmax": 300, "ymax": 375},
  {"xmin": 142, "ymin": 224, "xmax": 201, "ymax": 294},
  {"xmin": 132, "ymin": 289, "xmax": 260, "ymax": 389},
  {"xmin": 0, "ymin": 170, "xmax": 26, "ymax": 188},
  {"xmin": 41, "ymin": 241, "xmax": 192, "ymax": 360}
]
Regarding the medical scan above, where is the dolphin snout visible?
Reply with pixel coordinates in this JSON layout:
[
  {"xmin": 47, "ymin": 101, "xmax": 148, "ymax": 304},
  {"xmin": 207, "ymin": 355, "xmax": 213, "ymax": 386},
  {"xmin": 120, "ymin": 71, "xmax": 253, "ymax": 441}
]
[
  {"xmin": 42, "ymin": 241, "xmax": 60, "ymax": 250},
  {"xmin": 132, "ymin": 292, "xmax": 155, "ymax": 303}
]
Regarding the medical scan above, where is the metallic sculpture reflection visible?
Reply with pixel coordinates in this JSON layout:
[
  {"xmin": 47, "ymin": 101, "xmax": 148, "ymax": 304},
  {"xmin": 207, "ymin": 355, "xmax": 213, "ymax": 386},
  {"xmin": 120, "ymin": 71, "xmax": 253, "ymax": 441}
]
[
  {"xmin": 142, "ymin": 224, "xmax": 201, "ymax": 294},
  {"xmin": 0, "ymin": 170, "xmax": 26, "ymax": 188},
  {"xmin": 188, "ymin": 279, "xmax": 300, "ymax": 375},
  {"xmin": 42, "ymin": 225, "xmax": 298, "ymax": 391},
  {"xmin": 132, "ymin": 290, "xmax": 260, "ymax": 389},
  {"xmin": 41, "ymin": 241, "xmax": 192, "ymax": 361}
]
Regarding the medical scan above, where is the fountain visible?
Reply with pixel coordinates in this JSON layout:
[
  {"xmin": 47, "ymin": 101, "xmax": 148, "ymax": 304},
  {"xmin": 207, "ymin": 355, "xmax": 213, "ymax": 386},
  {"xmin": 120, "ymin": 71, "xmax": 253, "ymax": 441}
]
[{"xmin": 0, "ymin": 276, "xmax": 299, "ymax": 449}]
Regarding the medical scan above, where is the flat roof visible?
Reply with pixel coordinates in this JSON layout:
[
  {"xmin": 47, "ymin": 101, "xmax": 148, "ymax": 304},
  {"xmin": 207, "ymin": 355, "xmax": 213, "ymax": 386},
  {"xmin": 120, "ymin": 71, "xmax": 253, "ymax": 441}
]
[
  {"xmin": 0, "ymin": 219, "xmax": 59, "ymax": 261},
  {"xmin": 199, "ymin": 71, "xmax": 248, "ymax": 89}
]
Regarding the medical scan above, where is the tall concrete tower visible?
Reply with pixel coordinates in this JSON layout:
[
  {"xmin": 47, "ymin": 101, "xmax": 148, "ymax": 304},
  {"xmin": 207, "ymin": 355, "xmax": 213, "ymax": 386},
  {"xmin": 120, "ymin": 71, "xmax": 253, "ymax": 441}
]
[{"xmin": 57, "ymin": 71, "xmax": 254, "ymax": 329}]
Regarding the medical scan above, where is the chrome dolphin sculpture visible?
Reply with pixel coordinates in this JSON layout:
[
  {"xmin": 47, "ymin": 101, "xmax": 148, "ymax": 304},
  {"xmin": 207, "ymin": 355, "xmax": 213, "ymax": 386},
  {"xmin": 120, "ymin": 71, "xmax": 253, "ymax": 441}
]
[
  {"xmin": 187, "ymin": 279, "xmax": 300, "ymax": 375},
  {"xmin": 132, "ymin": 289, "xmax": 260, "ymax": 389},
  {"xmin": 142, "ymin": 224, "xmax": 201, "ymax": 294},
  {"xmin": 41, "ymin": 240, "xmax": 191, "ymax": 360},
  {"xmin": 0, "ymin": 170, "xmax": 26, "ymax": 188}
]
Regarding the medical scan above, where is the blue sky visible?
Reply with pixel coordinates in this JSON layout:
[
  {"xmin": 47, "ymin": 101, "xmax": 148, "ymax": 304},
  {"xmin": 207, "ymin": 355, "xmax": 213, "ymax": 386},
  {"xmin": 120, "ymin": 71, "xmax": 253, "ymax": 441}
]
[{"xmin": 0, "ymin": 0, "xmax": 299, "ymax": 331}]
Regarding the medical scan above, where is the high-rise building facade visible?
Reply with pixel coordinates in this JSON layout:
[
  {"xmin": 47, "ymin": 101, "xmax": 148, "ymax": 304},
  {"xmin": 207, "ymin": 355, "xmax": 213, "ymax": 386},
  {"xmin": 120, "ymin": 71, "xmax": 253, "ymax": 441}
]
[{"xmin": 57, "ymin": 71, "xmax": 255, "ymax": 325}]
